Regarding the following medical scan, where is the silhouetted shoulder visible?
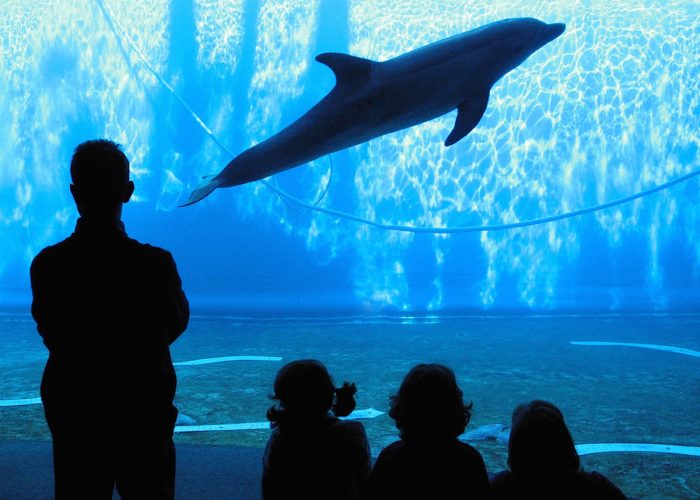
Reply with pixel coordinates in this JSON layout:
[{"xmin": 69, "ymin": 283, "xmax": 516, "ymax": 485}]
[
  {"xmin": 366, "ymin": 439, "xmax": 490, "ymax": 500},
  {"xmin": 584, "ymin": 471, "xmax": 627, "ymax": 499},
  {"xmin": 127, "ymin": 238, "xmax": 176, "ymax": 260},
  {"xmin": 30, "ymin": 239, "xmax": 70, "ymax": 270},
  {"xmin": 490, "ymin": 469, "xmax": 627, "ymax": 499},
  {"xmin": 30, "ymin": 232, "xmax": 183, "ymax": 294},
  {"xmin": 31, "ymin": 230, "xmax": 175, "ymax": 267},
  {"xmin": 376, "ymin": 439, "xmax": 484, "ymax": 463},
  {"xmin": 126, "ymin": 239, "xmax": 182, "ymax": 278}
]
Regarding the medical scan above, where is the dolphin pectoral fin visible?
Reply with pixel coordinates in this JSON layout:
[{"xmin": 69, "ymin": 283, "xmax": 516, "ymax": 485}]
[
  {"xmin": 444, "ymin": 91, "xmax": 490, "ymax": 146},
  {"xmin": 316, "ymin": 52, "xmax": 375, "ymax": 86},
  {"xmin": 179, "ymin": 177, "xmax": 223, "ymax": 207}
]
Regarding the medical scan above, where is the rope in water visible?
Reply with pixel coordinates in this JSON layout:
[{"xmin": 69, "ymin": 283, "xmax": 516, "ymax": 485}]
[{"xmin": 96, "ymin": 1, "xmax": 700, "ymax": 234}]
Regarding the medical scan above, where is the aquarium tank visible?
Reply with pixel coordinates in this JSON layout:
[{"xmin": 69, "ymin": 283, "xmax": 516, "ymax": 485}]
[{"xmin": 1, "ymin": 0, "xmax": 698, "ymax": 498}]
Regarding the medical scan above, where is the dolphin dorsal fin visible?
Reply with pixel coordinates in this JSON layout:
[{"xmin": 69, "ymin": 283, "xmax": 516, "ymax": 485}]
[
  {"xmin": 445, "ymin": 90, "xmax": 490, "ymax": 147},
  {"xmin": 316, "ymin": 52, "xmax": 375, "ymax": 86}
]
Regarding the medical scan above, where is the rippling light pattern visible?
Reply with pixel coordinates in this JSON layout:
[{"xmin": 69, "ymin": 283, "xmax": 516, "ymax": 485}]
[
  {"xmin": 0, "ymin": 1, "xmax": 698, "ymax": 310},
  {"xmin": 0, "ymin": 0, "xmax": 168, "ymax": 271},
  {"xmin": 345, "ymin": 0, "xmax": 700, "ymax": 309},
  {"xmin": 241, "ymin": 0, "xmax": 321, "ymax": 215},
  {"xmin": 236, "ymin": 0, "xmax": 345, "ymax": 264},
  {"xmin": 194, "ymin": 0, "xmax": 245, "ymax": 73}
]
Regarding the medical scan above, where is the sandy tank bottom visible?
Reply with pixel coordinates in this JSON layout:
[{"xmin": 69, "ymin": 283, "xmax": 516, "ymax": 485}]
[{"xmin": 1, "ymin": 312, "xmax": 698, "ymax": 498}]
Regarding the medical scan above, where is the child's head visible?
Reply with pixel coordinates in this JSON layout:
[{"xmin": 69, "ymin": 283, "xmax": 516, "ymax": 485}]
[
  {"xmin": 267, "ymin": 359, "xmax": 357, "ymax": 427},
  {"xmin": 389, "ymin": 363, "xmax": 472, "ymax": 444},
  {"xmin": 507, "ymin": 400, "xmax": 580, "ymax": 475}
]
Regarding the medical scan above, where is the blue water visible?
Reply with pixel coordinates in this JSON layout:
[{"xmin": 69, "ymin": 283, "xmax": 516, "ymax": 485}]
[
  {"xmin": 1, "ymin": 0, "xmax": 698, "ymax": 311},
  {"xmin": 1, "ymin": 1, "xmax": 699, "ymax": 497}
]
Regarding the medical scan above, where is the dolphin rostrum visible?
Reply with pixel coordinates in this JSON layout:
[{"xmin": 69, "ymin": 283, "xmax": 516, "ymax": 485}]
[{"xmin": 182, "ymin": 18, "xmax": 565, "ymax": 206}]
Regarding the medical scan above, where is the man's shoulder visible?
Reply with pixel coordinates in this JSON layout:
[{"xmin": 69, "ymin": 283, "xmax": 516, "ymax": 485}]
[
  {"xmin": 31, "ymin": 235, "xmax": 76, "ymax": 268},
  {"xmin": 126, "ymin": 237, "xmax": 174, "ymax": 261},
  {"xmin": 122, "ymin": 238, "xmax": 181, "ymax": 276},
  {"xmin": 32, "ymin": 234, "xmax": 175, "ymax": 270}
]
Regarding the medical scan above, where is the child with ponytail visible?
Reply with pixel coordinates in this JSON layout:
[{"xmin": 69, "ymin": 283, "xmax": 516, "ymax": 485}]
[{"xmin": 262, "ymin": 359, "xmax": 371, "ymax": 499}]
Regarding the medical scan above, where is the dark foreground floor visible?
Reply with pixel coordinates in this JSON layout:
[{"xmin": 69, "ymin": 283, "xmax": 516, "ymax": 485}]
[{"xmin": 0, "ymin": 441, "xmax": 263, "ymax": 499}]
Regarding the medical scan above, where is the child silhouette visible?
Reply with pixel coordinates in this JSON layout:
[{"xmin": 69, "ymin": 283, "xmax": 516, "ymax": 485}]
[{"xmin": 261, "ymin": 359, "xmax": 370, "ymax": 499}]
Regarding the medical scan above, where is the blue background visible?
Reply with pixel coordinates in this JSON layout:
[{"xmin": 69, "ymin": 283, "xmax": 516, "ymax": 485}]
[{"xmin": 1, "ymin": 0, "xmax": 698, "ymax": 312}]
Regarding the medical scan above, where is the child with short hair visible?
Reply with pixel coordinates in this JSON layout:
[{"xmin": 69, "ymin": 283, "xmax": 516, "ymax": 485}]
[{"xmin": 365, "ymin": 363, "xmax": 491, "ymax": 499}]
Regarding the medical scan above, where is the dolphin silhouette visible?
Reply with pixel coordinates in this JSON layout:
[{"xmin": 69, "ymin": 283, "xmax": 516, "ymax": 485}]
[{"xmin": 182, "ymin": 18, "xmax": 565, "ymax": 206}]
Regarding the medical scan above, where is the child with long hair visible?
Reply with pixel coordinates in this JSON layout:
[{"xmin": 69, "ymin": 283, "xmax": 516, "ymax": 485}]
[
  {"xmin": 262, "ymin": 359, "xmax": 370, "ymax": 499},
  {"xmin": 491, "ymin": 400, "xmax": 626, "ymax": 499}
]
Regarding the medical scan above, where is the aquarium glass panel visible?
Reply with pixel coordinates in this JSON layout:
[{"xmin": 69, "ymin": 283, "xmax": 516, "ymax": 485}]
[{"xmin": 1, "ymin": 1, "xmax": 698, "ymax": 498}]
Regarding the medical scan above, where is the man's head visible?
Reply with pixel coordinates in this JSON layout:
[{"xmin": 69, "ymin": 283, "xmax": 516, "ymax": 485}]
[{"xmin": 69, "ymin": 139, "xmax": 134, "ymax": 219}]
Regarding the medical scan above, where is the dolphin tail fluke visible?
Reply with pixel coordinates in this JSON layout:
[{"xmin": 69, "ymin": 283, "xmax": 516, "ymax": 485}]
[{"xmin": 180, "ymin": 177, "xmax": 222, "ymax": 207}]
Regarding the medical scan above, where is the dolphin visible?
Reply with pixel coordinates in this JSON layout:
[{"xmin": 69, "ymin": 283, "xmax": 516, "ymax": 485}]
[
  {"xmin": 460, "ymin": 423, "xmax": 511, "ymax": 444},
  {"xmin": 182, "ymin": 18, "xmax": 565, "ymax": 206}
]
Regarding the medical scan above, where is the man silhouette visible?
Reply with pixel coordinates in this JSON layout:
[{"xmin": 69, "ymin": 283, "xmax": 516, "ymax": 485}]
[{"xmin": 30, "ymin": 139, "xmax": 189, "ymax": 499}]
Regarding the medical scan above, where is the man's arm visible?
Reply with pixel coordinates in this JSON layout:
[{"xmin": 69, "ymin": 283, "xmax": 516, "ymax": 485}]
[
  {"xmin": 161, "ymin": 251, "xmax": 189, "ymax": 344},
  {"xmin": 30, "ymin": 252, "xmax": 56, "ymax": 347}
]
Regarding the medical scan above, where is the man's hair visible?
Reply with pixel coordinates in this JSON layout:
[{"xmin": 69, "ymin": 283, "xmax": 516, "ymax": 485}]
[{"xmin": 70, "ymin": 139, "xmax": 130, "ymax": 207}]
